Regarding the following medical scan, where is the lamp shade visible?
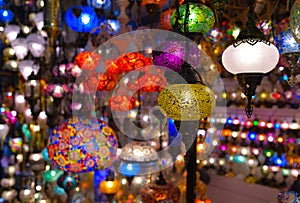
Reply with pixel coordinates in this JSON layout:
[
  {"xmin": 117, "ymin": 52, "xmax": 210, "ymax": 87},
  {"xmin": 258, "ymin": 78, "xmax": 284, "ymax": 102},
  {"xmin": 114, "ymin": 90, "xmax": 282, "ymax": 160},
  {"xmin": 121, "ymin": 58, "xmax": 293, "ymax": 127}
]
[
  {"xmin": 33, "ymin": 12, "xmax": 44, "ymax": 31},
  {"xmin": 65, "ymin": 6, "xmax": 98, "ymax": 33},
  {"xmin": 26, "ymin": 33, "xmax": 46, "ymax": 57},
  {"xmin": 0, "ymin": 8, "xmax": 14, "ymax": 23},
  {"xmin": 47, "ymin": 117, "xmax": 118, "ymax": 172},
  {"xmin": 18, "ymin": 60, "xmax": 40, "ymax": 80},
  {"xmin": 108, "ymin": 52, "xmax": 151, "ymax": 74},
  {"xmin": 11, "ymin": 38, "xmax": 28, "ymax": 60},
  {"xmin": 129, "ymin": 73, "xmax": 166, "ymax": 92},
  {"xmin": 120, "ymin": 140, "xmax": 159, "ymax": 162},
  {"xmin": 290, "ymin": 0, "xmax": 300, "ymax": 44},
  {"xmin": 4, "ymin": 25, "xmax": 20, "ymax": 42},
  {"xmin": 152, "ymin": 40, "xmax": 201, "ymax": 72},
  {"xmin": 275, "ymin": 29, "xmax": 300, "ymax": 54},
  {"xmin": 74, "ymin": 51, "xmax": 101, "ymax": 71},
  {"xmin": 158, "ymin": 84, "xmax": 216, "ymax": 121},
  {"xmin": 108, "ymin": 95, "xmax": 136, "ymax": 111},
  {"xmin": 170, "ymin": 2, "xmax": 215, "ymax": 34},
  {"xmin": 222, "ymin": 40, "xmax": 279, "ymax": 74},
  {"xmin": 43, "ymin": 169, "xmax": 64, "ymax": 183},
  {"xmin": 99, "ymin": 178, "xmax": 121, "ymax": 195}
]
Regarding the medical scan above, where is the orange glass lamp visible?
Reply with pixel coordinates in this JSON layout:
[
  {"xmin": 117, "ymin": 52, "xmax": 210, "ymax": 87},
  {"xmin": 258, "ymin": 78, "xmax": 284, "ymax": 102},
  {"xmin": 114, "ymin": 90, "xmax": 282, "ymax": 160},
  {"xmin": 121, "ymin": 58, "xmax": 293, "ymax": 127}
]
[
  {"xmin": 100, "ymin": 170, "xmax": 121, "ymax": 203},
  {"xmin": 109, "ymin": 95, "xmax": 136, "ymax": 111},
  {"xmin": 74, "ymin": 51, "xmax": 101, "ymax": 71},
  {"xmin": 108, "ymin": 52, "xmax": 151, "ymax": 74},
  {"xmin": 82, "ymin": 72, "xmax": 117, "ymax": 92},
  {"xmin": 129, "ymin": 73, "xmax": 167, "ymax": 92}
]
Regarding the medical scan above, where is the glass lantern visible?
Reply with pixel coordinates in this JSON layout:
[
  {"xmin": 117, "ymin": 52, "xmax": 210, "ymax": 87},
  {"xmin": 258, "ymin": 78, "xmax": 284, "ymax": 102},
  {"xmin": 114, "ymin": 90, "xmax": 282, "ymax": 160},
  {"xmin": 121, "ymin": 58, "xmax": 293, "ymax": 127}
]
[
  {"xmin": 64, "ymin": 5, "xmax": 98, "ymax": 33},
  {"xmin": 33, "ymin": 12, "xmax": 44, "ymax": 31},
  {"xmin": 88, "ymin": 0, "xmax": 111, "ymax": 10},
  {"xmin": 0, "ymin": 8, "xmax": 14, "ymax": 23},
  {"xmin": 170, "ymin": 2, "xmax": 215, "ymax": 34},
  {"xmin": 4, "ymin": 24, "xmax": 20, "ymax": 42},
  {"xmin": 26, "ymin": 33, "xmax": 46, "ymax": 57},
  {"xmin": 11, "ymin": 38, "xmax": 29, "ymax": 60},
  {"xmin": 158, "ymin": 84, "xmax": 216, "ymax": 121},
  {"xmin": 18, "ymin": 60, "xmax": 40, "ymax": 80}
]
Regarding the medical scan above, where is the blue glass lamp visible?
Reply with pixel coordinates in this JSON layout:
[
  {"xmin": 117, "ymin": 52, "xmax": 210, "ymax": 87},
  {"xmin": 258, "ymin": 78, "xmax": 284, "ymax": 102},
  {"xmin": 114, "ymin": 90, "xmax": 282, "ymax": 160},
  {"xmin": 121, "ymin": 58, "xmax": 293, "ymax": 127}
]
[
  {"xmin": 88, "ymin": 0, "xmax": 111, "ymax": 10},
  {"xmin": 119, "ymin": 162, "xmax": 141, "ymax": 177},
  {"xmin": 65, "ymin": 6, "xmax": 98, "ymax": 33},
  {"xmin": 275, "ymin": 29, "xmax": 300, "ymax": 54},
  {"xmin": 0, "ymin": 8, "xmax": 14, "ymax": 23}
]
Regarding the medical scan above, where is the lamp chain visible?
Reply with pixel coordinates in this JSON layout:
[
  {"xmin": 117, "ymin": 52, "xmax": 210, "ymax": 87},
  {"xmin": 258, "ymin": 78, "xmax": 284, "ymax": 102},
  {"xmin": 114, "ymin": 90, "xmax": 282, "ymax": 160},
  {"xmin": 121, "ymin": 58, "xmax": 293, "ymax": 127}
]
[{"xmin": 247, "ymin": 0, "xmax": 255, "ymax": 27}]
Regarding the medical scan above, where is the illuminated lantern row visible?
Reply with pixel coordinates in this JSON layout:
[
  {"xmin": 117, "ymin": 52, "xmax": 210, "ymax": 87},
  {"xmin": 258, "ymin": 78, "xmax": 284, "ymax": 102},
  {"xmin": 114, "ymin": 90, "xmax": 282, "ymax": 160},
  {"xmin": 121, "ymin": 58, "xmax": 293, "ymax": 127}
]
[{"xmin": 47, "ymin": 117, "xmax": 118, "ymax": 172}]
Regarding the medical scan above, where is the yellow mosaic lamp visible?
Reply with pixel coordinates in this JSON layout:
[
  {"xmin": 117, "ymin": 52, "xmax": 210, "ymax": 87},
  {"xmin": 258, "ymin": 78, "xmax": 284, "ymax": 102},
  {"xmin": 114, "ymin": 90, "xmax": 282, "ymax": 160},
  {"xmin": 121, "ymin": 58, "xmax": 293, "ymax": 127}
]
[{"xmin": 157, "ymin": 84, "xmax": 216, "ymax": 121}]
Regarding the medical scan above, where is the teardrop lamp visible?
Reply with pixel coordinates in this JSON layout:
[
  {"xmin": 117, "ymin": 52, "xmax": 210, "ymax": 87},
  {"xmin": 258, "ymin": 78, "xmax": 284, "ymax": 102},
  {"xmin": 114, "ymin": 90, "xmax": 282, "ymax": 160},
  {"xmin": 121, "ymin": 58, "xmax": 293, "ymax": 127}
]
[{"xmin": 221, "ymin": 0, "xmax": 279, "ymax": 118}]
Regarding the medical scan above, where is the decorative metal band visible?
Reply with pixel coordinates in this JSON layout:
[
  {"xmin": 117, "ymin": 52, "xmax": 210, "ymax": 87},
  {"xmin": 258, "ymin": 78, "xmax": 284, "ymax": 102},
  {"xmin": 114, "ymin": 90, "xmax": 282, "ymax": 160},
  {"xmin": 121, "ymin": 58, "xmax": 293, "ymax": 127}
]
[{"xmin": 233, "ymin": 38, "xmax": 271, "ymax": 47}]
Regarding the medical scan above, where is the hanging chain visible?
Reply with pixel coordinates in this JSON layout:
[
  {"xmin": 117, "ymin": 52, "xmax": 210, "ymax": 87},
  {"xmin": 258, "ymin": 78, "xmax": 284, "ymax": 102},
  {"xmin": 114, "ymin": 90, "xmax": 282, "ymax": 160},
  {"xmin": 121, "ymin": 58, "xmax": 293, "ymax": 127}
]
[{"xmin": 247, "ymin": 0, "xmax": 255, "ymax": 23}]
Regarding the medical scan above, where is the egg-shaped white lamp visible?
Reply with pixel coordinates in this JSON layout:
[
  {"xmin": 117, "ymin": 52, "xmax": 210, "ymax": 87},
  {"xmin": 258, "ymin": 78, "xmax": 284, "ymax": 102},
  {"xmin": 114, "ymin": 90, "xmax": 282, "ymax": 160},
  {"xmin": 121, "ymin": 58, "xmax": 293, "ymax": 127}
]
[
  {"xmin": 4, "ymin": 25, "xmax": 20, "ymax": 42},
  {"xmin": 221, "ymin": 5, "xmax": 279, "ymax": 118}
]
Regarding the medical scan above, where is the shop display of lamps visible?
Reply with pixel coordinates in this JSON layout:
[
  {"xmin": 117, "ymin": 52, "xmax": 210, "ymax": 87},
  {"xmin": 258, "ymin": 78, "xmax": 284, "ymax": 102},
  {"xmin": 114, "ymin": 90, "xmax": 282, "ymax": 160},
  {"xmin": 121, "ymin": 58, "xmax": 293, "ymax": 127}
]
[{"xmin": 221, "ymin": 0, "xmax": 279, "ymax": 118}]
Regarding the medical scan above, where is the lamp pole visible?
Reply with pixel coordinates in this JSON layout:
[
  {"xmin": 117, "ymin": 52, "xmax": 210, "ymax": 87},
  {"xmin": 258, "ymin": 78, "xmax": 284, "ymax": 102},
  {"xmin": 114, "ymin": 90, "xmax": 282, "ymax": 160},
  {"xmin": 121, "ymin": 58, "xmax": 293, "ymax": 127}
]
[{"xmin": 174, "ymin": 120, "xmax": 199, "ymax": 202}]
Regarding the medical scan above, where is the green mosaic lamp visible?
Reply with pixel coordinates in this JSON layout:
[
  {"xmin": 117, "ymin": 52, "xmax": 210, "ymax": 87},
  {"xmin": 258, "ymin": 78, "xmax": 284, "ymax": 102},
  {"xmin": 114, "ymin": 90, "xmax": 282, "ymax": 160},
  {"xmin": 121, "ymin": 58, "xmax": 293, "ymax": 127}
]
[{"xmin": 170, "ymin": 0, "xmax": 215, "ymax": 35}]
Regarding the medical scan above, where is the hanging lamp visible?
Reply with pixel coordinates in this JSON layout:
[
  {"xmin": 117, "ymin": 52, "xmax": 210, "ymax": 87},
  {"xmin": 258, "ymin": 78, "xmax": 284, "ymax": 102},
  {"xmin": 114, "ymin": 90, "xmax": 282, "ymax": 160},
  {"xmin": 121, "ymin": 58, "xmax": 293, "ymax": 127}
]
[
  {"xmin": 221, "ymin": 0, "xmax": 279, "ymax": 118},
  {"xmin": 170, "ymin": 0, "xmax": 215, "ymax": 38},
  {"xmin": 290, "ymin": 0, "xmax": 300, "ymax": 44}
]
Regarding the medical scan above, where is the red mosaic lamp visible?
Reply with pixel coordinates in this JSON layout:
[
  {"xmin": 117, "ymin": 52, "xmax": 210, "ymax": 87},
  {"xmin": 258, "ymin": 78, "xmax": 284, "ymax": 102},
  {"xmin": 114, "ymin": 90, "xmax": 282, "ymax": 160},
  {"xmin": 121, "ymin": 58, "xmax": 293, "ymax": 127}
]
[
  {"xmin": 108, "ymin": 95, "xmax": 136, "ymax": 111},
  {"xmin": 74, "ymin": 51, "xmax": 101, "ymax": 71}
]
